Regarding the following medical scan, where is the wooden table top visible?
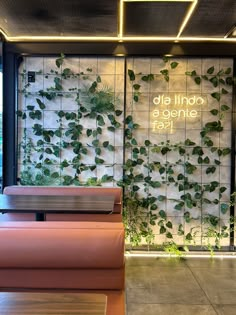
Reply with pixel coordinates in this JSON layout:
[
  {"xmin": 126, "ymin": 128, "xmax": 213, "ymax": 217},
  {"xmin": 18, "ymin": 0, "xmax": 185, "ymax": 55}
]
[
  {"xmin": 0, "ymin": 194, "xmax": 114, "ymax": 214},
  {"xmin": 0, "ymin": 292, "xmax": 107, "ymax": 315}
]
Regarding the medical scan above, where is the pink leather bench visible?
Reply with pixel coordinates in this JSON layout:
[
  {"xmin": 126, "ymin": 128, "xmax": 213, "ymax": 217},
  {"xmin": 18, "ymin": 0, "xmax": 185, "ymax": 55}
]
[
  {"xmin": 1, "ymin": 186, "xmax": 122, "ymax": 222},
  {"xmin": 0, "ymin": 221, "xmax": 125, "ymax": 315}
]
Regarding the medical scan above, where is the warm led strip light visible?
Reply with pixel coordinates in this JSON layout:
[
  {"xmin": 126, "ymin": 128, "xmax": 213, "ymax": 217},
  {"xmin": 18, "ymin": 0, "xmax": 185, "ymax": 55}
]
[
  {"xmin": 176, "ymin": 0, "xmax": 198, "ymax": 37},
  {"xmin": 2, "ymin": 31, "xmax": 236, "ymax": 43},
  {"xmin": 1, "ymin": 0, "xmax": 236, "ymax": 43},
  {"xmin": 125, "ymin": 252, "xmax": 236, "ymax": 258},
  {"xmin": 119, "ymin": 0, "xmax": 198, "ymax": 39}
]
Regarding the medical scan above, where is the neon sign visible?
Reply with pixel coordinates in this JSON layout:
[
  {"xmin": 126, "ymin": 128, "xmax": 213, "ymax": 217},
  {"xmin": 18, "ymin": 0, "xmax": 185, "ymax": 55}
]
[{"xmin": 151, "ymin": 94, "xmax": 206, "ymax": 133}]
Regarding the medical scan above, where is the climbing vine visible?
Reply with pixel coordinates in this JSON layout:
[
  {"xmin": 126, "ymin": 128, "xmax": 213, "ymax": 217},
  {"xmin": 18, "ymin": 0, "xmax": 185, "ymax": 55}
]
[{"xmin": 17, "ymin": 55, "xmax": 235, "ymax": 253}]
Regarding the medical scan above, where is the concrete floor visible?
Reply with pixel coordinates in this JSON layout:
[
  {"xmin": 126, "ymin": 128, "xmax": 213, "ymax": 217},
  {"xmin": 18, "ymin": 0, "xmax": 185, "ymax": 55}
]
[{"xmin": 125, "ymin": 255, "xmax": 236, "ymax": 315}]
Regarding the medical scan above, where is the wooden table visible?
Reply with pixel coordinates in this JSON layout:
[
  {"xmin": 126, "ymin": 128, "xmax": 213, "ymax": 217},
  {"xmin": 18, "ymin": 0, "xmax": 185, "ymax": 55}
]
[
  {"xmin": 0, "ymin": 292, "xmax": 107, "ymax": 314},
  {"xmin": 0, "ymin": 194, "xmax": 114, "ymax": 221}
]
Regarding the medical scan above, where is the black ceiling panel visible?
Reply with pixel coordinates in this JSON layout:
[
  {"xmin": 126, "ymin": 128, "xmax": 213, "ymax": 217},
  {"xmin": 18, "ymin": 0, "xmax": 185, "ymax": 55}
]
[
  {"xmin": 124, "ymin": 2, "xmax": 190, "ymax": 36},
  {"xmin": 182, "ymin": 0, "xmax": 236, "ymax": 37},
  {"xmin": 0, "ymin": 0, "xmax": 236, "ymax": 40},
  {"xmin": 0, "ymin": 0, "xmax": 118, "ymax": 36}
]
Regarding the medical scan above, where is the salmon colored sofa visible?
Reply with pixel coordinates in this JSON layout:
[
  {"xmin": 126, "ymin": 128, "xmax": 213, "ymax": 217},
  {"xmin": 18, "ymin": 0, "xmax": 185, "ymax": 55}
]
[
  {"xmin": 0, "ymin": 221, "xmax": 125, "ymax": 315},
  {"xmin": 1, "ymin": 186, "xmax": 122, "ymax": 222}
]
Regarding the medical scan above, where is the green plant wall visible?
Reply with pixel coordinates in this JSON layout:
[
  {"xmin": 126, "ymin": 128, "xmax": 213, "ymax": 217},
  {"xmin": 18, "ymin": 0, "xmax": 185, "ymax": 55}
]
[{"xmin": 17, "ymin": 55, "xmax": 234, "ymax": 252}]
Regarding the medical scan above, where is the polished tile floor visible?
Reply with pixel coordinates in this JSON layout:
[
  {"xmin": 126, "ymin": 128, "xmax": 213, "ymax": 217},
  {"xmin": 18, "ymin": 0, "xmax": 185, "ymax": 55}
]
[{"xmin": 125, "ymin": 255, "xmax": 236, "ymax": 315}]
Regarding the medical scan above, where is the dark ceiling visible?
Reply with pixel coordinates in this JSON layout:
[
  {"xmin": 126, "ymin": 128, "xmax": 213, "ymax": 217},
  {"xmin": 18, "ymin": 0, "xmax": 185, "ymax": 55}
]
[{"xmin": 0, "ymin": 0, "xmax": 236, "ymax": 40}]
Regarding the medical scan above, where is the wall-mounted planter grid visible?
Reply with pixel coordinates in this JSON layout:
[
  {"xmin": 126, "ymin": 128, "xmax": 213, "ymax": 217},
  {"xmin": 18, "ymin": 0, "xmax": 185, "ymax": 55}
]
[{"xmin": 17, "ymin": 55, "xmax": 234, "ymax": 253}]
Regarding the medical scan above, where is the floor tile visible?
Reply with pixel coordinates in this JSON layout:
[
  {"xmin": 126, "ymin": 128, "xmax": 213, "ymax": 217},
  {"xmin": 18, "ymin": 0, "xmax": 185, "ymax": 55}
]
[
  {"xmin": 214, "ymin": 304, "xmax": 236, "ymax": 315},
  {"xmin": 185, "ymin": 258, "xmax": 236, "ymax": 270},
  {"xmin": 190, "ymin": 267, "xmax": 236, "ymax": 304},
  {"xmin": 126, "ymin": 266, "xmax": 209, "ymax": 304},
  {"xmin": 127, "ymin": 303, "xmax": 218, "ymax": 315},
  {"xmin": 125, "ymin": 256, "xmax": 236, "ymax": 313}
]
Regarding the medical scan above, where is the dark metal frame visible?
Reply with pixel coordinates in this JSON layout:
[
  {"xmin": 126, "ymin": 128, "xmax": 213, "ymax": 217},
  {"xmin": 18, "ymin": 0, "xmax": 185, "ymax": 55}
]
[{"xmin": 2, "ymin": 40, "xmax": 236, "ymax": 249}]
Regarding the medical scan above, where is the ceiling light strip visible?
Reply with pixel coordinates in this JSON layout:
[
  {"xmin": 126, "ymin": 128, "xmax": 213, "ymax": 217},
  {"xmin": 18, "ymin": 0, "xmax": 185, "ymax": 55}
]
[
  {"xmin": 2, "ymin": 29, "xmax": 236, "ymax": 43},
  {"xmin": 123, "ymin": 0, "xmax": 195, "ymax": 2},
  {"xmin": 119, "ymin": 0, "xmax": 125, "ymax": 39},
  {"xmin": 177, "ymin": 0, "xmax": 198, "ymax": 38}
]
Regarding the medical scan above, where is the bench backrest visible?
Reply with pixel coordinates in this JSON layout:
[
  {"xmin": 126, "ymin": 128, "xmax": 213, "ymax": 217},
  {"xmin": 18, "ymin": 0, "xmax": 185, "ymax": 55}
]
[{"xmin": 3, "ymin": 186, "xmax": 122, "ymax": 213}]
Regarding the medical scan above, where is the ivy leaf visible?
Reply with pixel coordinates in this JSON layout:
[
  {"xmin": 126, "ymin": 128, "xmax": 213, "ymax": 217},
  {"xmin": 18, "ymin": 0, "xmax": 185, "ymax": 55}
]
[
  {"xmin": 185, "ymin": 139, "xmax": 196, "ymax": 146},
  {"xmin": 198, "ymin": 156, "xmax": 203, "ymax": 164},
  {"xmin": 160, "ymin": 226, "xmax": 166, "ymax": 234},
  {"xmin": 55, "ymin": 53, "xmax": 65, "ymax": 68},
  {"xmin": 159, "ymin": 167, "xmax": 165, "ymax": 175},
  {"xmin": 128, "ymin": 69, "xmax": 135, "ymax": 81},
  {"xmin": 184, "ymin": 211, "xmax": 191, "ymax": 223},
  {"xmin": 107, "ymin": 144, "xmax": 115, "ymax": 151},
  {"xmin": 220, "ymin": 203, "xmax": 229, "ymax": 214},
  {"xmin": 214, "ymin": 159, "xmax": 221, "ymax": 165},
  {"xmin": 170, "ymin": 62, "xmax": 179, "ymax": 69},
  {"xmin": 103, "ymin": 141, "xmax": 109, "ymax": 148},
  {"xmin": 142, "ymin": 74, "xmax": 154, "ymax": 82},
  {"xmin": 210, "ymin": 109, "xmax": 219, "ymax": 115},
  {"xmin": 107, "ymin": 126, "xmax": 115, "ymax": 132},
  {"xmin": 185, "ymin": 233, "xmax": 193, "ymax": 241},
  {"xmin": 133, "ymin": 84, "xmax": 141, "ymax": 90},
  {"xmin": 166, "ymin": 232, "xmax": 173, "ymax": 239},
  {"xmin": 201, "ymin": 75, "xmax": 208, "ymax": 81},
  {"xmin": 192, "ymin": 146, "xmax": 204, "ymax": 156},
  {"xmin": 95, "ymin": 157, "xmax": 104, "ymax": 164},
  {"xmin": 27, "ymin": 105, "xmax": 34, "ymax": 111},
  {"xmin": 159, "ymin": 210, "xmax": 167, "ymax": 219},
  {"xmin": 203, "ymin": 198, "xmax": 211, "ymax": 204},
  {"xmin": 115, "ymin": 110, "xmax": 123, "ymax": 116},
  {"xmin": 166, "ymin": 221, "xmax": 173, "ymax": 228},
  {"xmin": 177, "ymin": 173, "xmax": 184, "ymax": 180},
  {"xmin": 51, "ymin": 172, "xmax": 59, "ymax": 178},
  {"xmin": 226, "ymin": 77, "xmax": 233, "ymax": 85},
  {"xmin": 194, "ymin": 77, "xmax": 201, "ymax": 85},
  {"xmin": 207, "ymin": 66, "xmax": 215, "ymax": 74},
  {"xmin": 185, "ymin": 70, "xmax": 197, "ymax": 76},
  {"xmin": 96, "ymin": 75, "xmax": 101, "ymax": 83},
  {"xmin": 157, "ymin": 195, "xmax": 166, "ymax": 202},
  {"xmin": 225, "ymin": 67, "xmax": 232, "ymax": 75},
  {"xmin": 222, "ymin": 148, "xmax": 231, "ymax": 156},
  {"xmin": 86, "ymin": 129, "xmax": 92, "ymax": 137},
  {"xmin": 134, "ymin": 174, "xmax": 144, "ymax": 182},
  {"xmin": 221, "ymin": 104, "xmax": 230, "ymax": 111},
  {"xmin": 132, "ymin": 185, "xmax": 140, "ymax": 192},
  {"xmin": 133, "ymin": 95, "xmax": 139, "ymax": 102},
  {"xmin": 206, "ymin": 166, "xmax": 216, "ymax": 174},
  {"xmin": 36, "ymin": 98, "xmax": 46, "ymax": 109},
  {"xmin": 43, "ymin": 168, "xmax": 50, "ymax": 176},
  {"xmin": 203, "ymin": 156, "xmax": 210, "ymax": 164},
  {"xmin": 97, "ymin": 115, "xmax": 105, "ymax": 126},
  {"xmin": 209, "ymin": 77, "xmax": 218, "ymax": 87},
  {"xmin": 175, "ymin": 202, "xmax": 184, "ymax": 210},
  {"xmin": 54, "ymin": 77, "xmax": 62, "ymax": 90},
  {"xmin": 131, "ymin": 138, "xmax": 138, "ymax": 145},
  {"xmin": 211, "ymin": 92, "xmax": 221, "ymax": 101},
  {"xmin": 95, "ymin": 147, "xmax": 101, "ymax": 155},
  {"xmin": 219, "ymin": 186, "xmax": 227, "ymax": 193},
  {"xmin": 221, "ymin": 88, "xmax": 228, "ymax": 94},
  {"xmin": 150, "ymin": 204, "xmax": 158, "ymax": 210},
  {"xmin": 92, "ymin": 139, "xmax": 99, "ymax": 147}
]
